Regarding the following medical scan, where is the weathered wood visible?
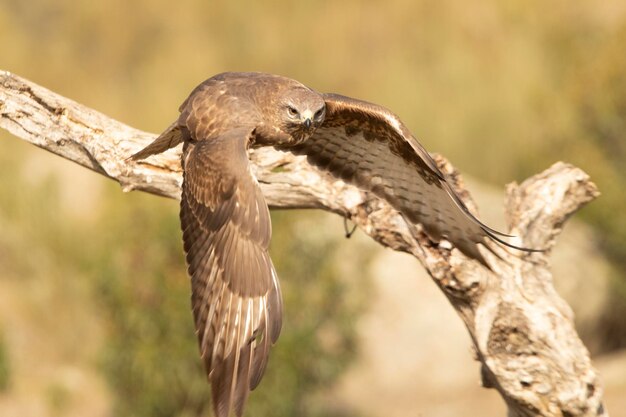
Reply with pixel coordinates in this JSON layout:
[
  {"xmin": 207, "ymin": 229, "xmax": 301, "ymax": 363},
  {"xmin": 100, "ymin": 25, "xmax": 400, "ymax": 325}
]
[{"xmin": 0, "ymin": 70, "xmax": 606, "ymax": 416}]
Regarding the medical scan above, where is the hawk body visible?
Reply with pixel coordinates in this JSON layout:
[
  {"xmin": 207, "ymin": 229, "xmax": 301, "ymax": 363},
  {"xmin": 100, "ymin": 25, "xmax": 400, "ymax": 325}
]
[{"xmin": 130, "ymin": 72, "xmax": 533, "ymax": 417}]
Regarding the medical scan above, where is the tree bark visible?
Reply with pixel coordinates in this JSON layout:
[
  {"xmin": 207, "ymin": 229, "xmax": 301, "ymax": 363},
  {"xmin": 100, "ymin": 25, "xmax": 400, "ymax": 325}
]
[{"xmin": 0, "ymin": 70, "xmax": 607, "ymax": 416}]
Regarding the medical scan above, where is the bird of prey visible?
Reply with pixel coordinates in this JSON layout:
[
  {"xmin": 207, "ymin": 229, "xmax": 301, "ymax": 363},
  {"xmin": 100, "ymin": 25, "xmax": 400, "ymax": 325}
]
[{"xmin": 130, "ymin": 72, "xmax": 532, "ymax": 417}]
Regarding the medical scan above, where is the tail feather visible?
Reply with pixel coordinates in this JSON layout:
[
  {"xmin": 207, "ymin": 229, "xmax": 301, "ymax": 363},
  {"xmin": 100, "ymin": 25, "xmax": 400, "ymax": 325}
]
[{"xmin": 130, "ymin": 122, "xmax": 187, "ymax": 161}]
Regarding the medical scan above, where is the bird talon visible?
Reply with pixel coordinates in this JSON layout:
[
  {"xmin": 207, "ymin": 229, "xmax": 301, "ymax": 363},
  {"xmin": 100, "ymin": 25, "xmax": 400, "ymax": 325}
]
[{"xmin": 343, "ymin": 215, "xmax": 358, "ymax": 238}]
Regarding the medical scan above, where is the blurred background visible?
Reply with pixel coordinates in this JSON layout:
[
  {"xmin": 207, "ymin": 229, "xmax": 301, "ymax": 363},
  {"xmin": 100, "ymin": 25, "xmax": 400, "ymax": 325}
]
[{"xmin": 1, "ymin": 0, "xmax": 625, "ymax": 416}]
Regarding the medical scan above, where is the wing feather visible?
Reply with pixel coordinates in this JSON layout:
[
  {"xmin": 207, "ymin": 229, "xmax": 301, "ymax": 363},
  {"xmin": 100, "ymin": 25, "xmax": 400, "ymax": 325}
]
[
  {"xmin": 182, "ymin": 129, "xmax": 282, "ymax": 417},
  {"xmin": 290, "ymin": 93, "xmax": 532, "ymax": 265},
  {"xmin": 129, "ymin": 122, "xmax": 189, "ymax": 161}
]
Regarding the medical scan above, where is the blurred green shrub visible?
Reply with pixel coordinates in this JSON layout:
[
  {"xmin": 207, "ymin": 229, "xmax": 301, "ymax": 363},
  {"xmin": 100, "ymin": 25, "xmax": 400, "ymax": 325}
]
[{"xmin": 0, "ymin": 329, "xmax": 10, "ymax": 392}]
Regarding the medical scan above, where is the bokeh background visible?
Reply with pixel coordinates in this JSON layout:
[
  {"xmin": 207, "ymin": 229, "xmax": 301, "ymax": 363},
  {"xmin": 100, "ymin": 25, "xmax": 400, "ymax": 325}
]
[{"xmin": 1, "ymin": 0, "xmax": 625, "ymax": 416}]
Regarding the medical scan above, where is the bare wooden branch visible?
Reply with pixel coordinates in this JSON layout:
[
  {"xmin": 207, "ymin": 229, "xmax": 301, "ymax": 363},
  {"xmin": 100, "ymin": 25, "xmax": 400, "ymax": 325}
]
[{"xmin": 0, "ymin": 70, "xmax": 606, "ymax": 417}]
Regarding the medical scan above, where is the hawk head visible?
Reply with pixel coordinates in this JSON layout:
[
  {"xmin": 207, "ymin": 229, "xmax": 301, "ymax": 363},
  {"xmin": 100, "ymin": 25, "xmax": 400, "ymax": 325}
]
[{"xmin": 273, "ymin": 86, "xmax": 326, "ymax": 145}]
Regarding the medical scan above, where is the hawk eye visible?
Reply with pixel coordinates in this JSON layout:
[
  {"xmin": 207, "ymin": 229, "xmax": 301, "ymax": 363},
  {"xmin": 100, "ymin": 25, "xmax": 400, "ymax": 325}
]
[
  {"xmin": 314, "ymin": 108, "xmax": 324, "ymax": 120},
  {"xmin": 287, "ymin": 106, "xmax": 299, "ymax": 117}
]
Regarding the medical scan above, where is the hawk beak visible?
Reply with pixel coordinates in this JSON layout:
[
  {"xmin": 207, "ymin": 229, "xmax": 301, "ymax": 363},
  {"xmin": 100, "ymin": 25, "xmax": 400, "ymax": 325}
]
[{"xmin": 301, "ymin": 110, "xmax": 313, "ymax": 129}]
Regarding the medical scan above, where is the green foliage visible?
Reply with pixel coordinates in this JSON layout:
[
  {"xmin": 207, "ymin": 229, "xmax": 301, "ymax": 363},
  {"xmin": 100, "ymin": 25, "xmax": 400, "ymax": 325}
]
[
  {"xmin": 0, "ymin": 329, "xmax": 10, "ymax": 392},
  {"xmin": 561, "ymin": 25, "xmax": 626, "ymax": 259},
  {"xmin": 46, "ymin": 382, "xmax": 72, "ymax": 415},
  {"xmin": 510, "ymin": 11, "xmax": 626, "ymax": 264},
  {"xmin": 521, "ymin": 16, "xmax": 626, "ymax": 350},
  {"xmin": 87, "ymin": 193, "xmax": 211, "ymax": 417}
]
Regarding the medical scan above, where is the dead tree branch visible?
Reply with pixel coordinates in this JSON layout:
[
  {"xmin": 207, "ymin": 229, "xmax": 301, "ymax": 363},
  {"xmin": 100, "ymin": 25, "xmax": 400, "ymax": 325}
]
[{"xmin": 0, "ymin": 70, "xmax": 606, "ymax": 417}]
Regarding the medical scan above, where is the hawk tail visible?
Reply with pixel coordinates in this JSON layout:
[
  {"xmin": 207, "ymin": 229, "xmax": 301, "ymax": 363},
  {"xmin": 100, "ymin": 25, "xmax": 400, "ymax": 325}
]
[{"xmin": 129, "ymin": 122, "xmax": 188, "ymax": 161}]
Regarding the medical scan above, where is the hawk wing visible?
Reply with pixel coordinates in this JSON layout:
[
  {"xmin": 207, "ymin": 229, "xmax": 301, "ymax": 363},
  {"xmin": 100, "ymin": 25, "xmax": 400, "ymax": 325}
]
[
  {"xmin": 290, "ymin": 93, "xmax": 524, "ymax": 265},
  {"xmin": 181, "ymin": 128, "xmax": 282, "ymax": 417}
]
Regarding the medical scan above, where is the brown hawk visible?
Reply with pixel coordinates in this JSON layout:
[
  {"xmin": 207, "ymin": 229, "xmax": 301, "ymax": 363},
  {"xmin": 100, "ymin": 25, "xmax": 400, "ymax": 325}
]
[{"xmin": 130, "ymin": 72, "xmax": 532, "ymax": 417}]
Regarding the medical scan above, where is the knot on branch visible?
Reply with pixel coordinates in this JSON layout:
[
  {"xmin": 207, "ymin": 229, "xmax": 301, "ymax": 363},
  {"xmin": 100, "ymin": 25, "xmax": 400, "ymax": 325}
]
[{"xmin": 505, "ymin": 162, "xmax": 600, "ymax": 251}]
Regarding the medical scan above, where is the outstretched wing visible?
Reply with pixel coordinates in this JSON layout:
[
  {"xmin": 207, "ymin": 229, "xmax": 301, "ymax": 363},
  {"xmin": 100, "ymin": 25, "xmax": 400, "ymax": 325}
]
[
  {"xmin": 181, "ymin": 128, "xmax": 282, "ymax": 417},
  {"xmin": 290, "ymin": 93, "xmax": 523, "ymax": 265}
]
